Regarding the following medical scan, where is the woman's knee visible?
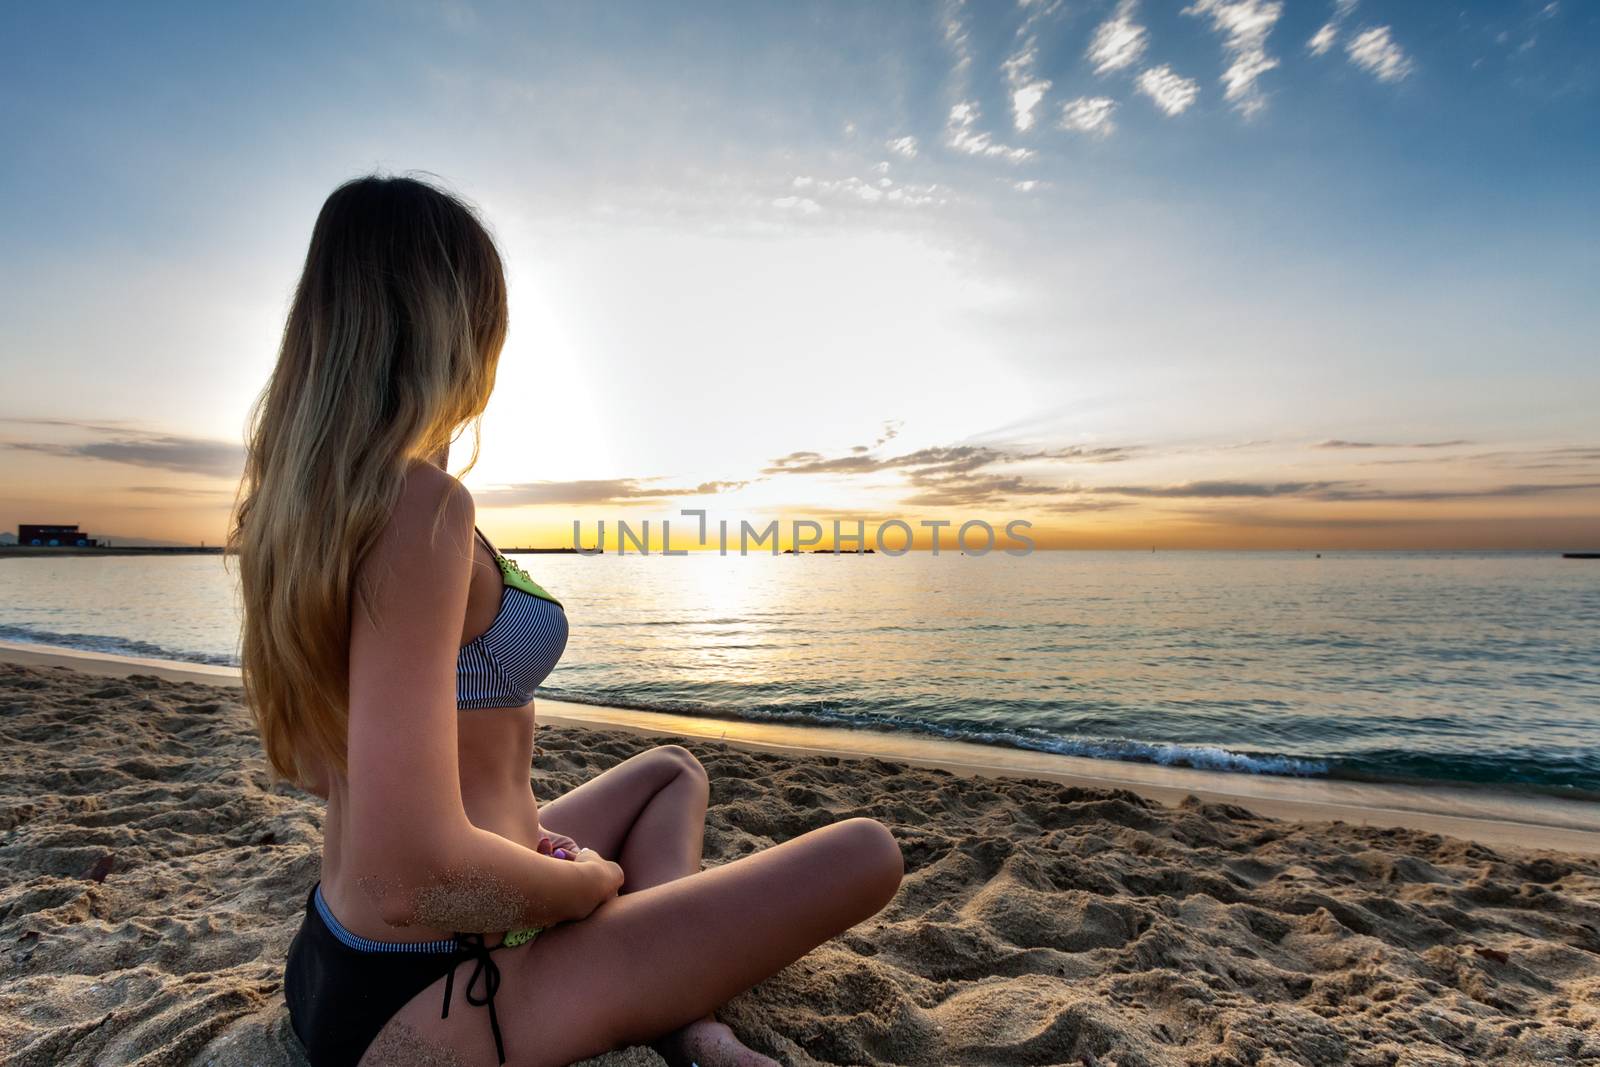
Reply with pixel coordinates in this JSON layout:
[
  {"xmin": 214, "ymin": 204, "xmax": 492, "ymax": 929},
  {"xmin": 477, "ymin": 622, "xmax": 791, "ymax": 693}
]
[
  {"xmin": 833, "ymin": 817, "xmax": 903, "ymax": 908},
  {"xmin": 652, "ymin": 744, "xmax": 709, "ymax": 798}
]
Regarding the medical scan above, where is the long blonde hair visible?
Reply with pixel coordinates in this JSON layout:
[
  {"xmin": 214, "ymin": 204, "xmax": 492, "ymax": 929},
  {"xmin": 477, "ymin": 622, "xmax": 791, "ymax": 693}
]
[{"xmin": 231, "ymin": 174, "xmax": 509, "ymax": 786}]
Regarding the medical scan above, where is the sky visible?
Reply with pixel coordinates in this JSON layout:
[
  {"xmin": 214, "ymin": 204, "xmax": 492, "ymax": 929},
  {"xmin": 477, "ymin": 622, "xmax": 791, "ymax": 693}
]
[{"xmin": 1, "ymin": 0, "xmax": 1596, "ymax": 549}]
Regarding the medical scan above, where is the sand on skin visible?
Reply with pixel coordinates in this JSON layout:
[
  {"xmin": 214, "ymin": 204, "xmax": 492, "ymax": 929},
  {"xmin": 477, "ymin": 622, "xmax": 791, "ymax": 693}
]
[{"xmin": 2, "ymin": 660, "xmax": 1599, "ymax": 1066}]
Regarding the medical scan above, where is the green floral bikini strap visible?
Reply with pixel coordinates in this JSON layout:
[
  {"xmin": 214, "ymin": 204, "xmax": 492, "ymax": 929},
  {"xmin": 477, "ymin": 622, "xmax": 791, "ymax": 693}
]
[
  {"xmin": 495, "ymin": 554, "xmax": 562, "ymax": 606},
  {"xmin": 475, "ymin": 527, "xmax": 563, "ymax": 607}
]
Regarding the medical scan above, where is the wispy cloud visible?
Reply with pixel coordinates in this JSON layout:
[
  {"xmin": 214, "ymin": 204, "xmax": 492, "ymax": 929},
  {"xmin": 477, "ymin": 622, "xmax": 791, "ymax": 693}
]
[
  {"xmin": 772, "ymin": 195, "xmax": 822, "ymax": 214},
  {"xmin": 758, "ymin": 436, "xmax": 1600, "ymax": 510},
  {"xmin": 1002, "ymin": 0, "xmax": 1060, "ymax": 133},
  {"xmin": 789, "ymin": 173, "xmax": 946, "ymax": 209},
  {"xmin": 902, "ymin": 475, "xmax": 1074, "ymax": 507},
  {"xmin": 939, "ymin": 0, "xmax": 1037, "ymax": 161},
  {"xmin": 1097, "ymin": 480, "xmax": 1342, "ymax": 498},
  {"xmin": 1183, "ymin": 0, "xmax": 1283, "ymax": 117},
  {"xmin": 1307, "ymin": 443, "xmax": 1598, "ymax": 474},
  {"xmin": 1135, "ymin": 65, "xmax": 1201, "ymax": 116},
  {"xmin": 763, "ymin": 438, "xmax": 1134, "ymax": 508},
  {"xmin": 1059, "ymin": 97, "xmax": 1118, "ymax": 137},
  {"xmin": 1093, "ymin": 478, "xmax": 1600, "ymax": 503},
  {"xmin": 1087, "ymin": 0, "xmax": 1149, "ymax": 75},
  {"xmin": 1346, "ymin": 26, "xmax": 1415, "ymax": 83},
  {"xmin": 1040, "ymin": 498, "xmax": 1137, "ymax": 514},
  {"xmin": 475, "ymin": 478, "xmax": 749, "ymax": 508},
  {"xmin": 1307, "ymin": 0, "xmax": 1358, "ymax": 56},
  {"xmin": 938, "ymin": 2, "xmax": 1033, "ymax": 158},
  {"xmin": 764, "ymin": 443, "xmax": 1132, "ymax": 478},
  {"xmin": 126, "ymin": 485, "xmax": 233, "ymax": 497},
  {"xmin": 1314, "ymin": 439, "xmax": 1472, "ymax": 450},
  {"xmin": 941, "ymin": 0, "xmax": 973, "ymax": 85},
  {"xmin": 1318, "ymin": 481, "xmax": 1600, "ymax": 503},
  {"xmin": 945, "ymin": 101, "xmax": 1036, "ymax": 162},
  {"xmin": 1, "ymin": 419, "xmax": 243, "ymax": 478},
  {"xmin": 885, "ymin": 135, "xmax": 919, "ymax": 159},
  {"xmin": 1304, "ymin": 0, "xmax": 1411, "ymax": 82},
  {"xmin": 755, "ymin": 424, "xmax": 1599, "ymax": 513}
]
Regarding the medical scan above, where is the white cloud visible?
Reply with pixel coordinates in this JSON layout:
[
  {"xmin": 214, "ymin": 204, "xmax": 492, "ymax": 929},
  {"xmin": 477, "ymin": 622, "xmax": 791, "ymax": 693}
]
[
  {"xmin": 886, "ymin": 135, "xmax": 919, "ymax": 159},
  {"xmin": 772, "ymin": 196, "xmax": 822, "ymax": 215},
  {"xmin": 826, "ymin": 178, "xmax": 881, "ymax": 202},
  {"xmin": 945, "ymin": 100, "xmax": 1037, "ymax": 162},
  {"xmin": 1183, "ymin": 0, "xmax": 1284, "ymax": 117},
  {"xmin": 1087, "ymin": 0, "xmax": 1149, "ymax": 74},
  {"xmin": 1059, "ymin": 96, "xmax": 1118, "ymax": 137},
  {"xmin": 1012, "ymin": 179, "xmax": 1046, "ymax": 193},
  {"xmin": 1007, "ymin": 0, "xmax": 1068, "ymax": 128},
  {"xmin": 1003, "ymin": 0, "xmax": 1062, "ymax": 133},
  {"xmin": 884, "ymin": 186, "xmax": 943, "ymax": 207},
  {"xmin": 954, "ymin": 0, "xmax": 1057, "ymax": 139},
  {"xmin": 1346, "ymin": 26, "xmax": 1414, "ymax": 82},
  {"xmin": 943, "ymin": 0, "xmax": 974, "ymax": 86},
  {"xmin": 790, "ymin": 175, "xmax": 948, "ymax": 209},
  {"xmin": 1307, "ymin": 0, "xmax": 1358, "ymax": 56},
  {"xmin": 1011, "ymin": 79, "xmax": 1052, "ymax": 132},
  {"xmin": 1003, "ymin": 39, "xmax": 1051, "ymax": 132},
  {"xmin": 1135, "ymin": 65, "xmax": 1200, "ymax": 115}
]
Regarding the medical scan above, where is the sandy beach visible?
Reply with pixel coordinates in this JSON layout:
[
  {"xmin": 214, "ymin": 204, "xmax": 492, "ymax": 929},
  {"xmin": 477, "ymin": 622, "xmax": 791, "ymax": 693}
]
[{"xmin": 3, "ymin": 649, "xmax": 1600, "ymax": 1066}]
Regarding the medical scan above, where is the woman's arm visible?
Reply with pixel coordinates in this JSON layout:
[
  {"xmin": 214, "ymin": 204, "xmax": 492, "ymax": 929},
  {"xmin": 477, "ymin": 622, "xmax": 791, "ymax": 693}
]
[{"xmin": 343, "ymin": 465, "xmax": 622, "ymax": 931}]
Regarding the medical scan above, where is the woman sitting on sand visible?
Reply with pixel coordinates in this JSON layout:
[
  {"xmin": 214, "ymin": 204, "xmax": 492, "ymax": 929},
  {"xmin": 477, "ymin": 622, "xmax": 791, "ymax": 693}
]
[{"xmin": 231, "ymin": 174, "xmax": 904, "ymax": 1067}]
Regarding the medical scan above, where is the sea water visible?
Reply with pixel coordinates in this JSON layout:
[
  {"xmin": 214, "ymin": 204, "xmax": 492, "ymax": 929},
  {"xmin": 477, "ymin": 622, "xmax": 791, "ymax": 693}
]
[{"xmin": 2, "ymin": 550, "xmax": 1597, "ymax": 796}]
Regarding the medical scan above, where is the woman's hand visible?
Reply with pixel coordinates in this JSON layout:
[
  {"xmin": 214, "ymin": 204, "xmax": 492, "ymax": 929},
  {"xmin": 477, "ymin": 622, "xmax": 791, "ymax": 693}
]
[
  {"xmin": 537, "ymin": 827, "xmax": 580, "ymax": 857},
  {"xmin": 573, "ymin": 847, "xmax": 625, "ymax": 908}
]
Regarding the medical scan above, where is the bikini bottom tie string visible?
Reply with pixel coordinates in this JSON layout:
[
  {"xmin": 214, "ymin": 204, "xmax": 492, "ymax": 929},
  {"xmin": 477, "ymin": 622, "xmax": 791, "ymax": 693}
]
[{"xmin": 442, "ymin": 931, "xmax": 506, "ymax": 1065}]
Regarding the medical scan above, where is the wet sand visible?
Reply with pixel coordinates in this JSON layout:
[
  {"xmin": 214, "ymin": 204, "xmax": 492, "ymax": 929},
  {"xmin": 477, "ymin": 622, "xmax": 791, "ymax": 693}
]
[{"xmin": 3, "ymin": 649, "xmax": 1599, "ymax": 1065}]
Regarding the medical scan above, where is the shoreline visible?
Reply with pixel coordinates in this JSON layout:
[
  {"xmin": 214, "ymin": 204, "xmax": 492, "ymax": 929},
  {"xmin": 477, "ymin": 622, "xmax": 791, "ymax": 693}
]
[{"xmin": 5, "ymin": 638, "xmax": 1598, "ymax": 855}]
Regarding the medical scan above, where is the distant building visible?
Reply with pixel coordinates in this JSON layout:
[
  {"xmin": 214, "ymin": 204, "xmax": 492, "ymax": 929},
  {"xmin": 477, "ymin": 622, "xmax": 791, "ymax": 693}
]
[{"xmin": 18, "ymin": 524, "xmax": 98, "ymax": 548}]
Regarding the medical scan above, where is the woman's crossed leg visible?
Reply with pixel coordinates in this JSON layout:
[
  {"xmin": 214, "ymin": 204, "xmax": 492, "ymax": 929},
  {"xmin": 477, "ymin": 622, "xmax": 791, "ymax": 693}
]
[
  {"xmin": 363, "ymin": 745, "xmax": 904, "ymax": 1066},
  {"xmin": 539, "ymin": 743, "xmax": 756, "ymax": 1064},
  {"xmin": 537, "ymin": 744, "xmax": 712, "ymax": 894}
]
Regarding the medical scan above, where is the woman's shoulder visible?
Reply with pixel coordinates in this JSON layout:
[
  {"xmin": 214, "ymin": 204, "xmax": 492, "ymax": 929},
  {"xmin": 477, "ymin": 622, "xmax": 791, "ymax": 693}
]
[
  {"xmin": 370, "ymin": 461, "xmax": 476, "ymax": 569},
  {"xmin": 397, "ymin": 459, "xmax": 475, "ymax": 521},
  {"xmin": 347, "ymin": 462, "xmax": 476, "ymax": 657}
]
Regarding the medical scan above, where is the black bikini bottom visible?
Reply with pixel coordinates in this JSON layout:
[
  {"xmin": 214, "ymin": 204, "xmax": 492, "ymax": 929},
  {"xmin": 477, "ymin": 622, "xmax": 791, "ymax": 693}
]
[{"xmin": 283, "ymin": 883, "xmax": 510, "ymax": 1066}]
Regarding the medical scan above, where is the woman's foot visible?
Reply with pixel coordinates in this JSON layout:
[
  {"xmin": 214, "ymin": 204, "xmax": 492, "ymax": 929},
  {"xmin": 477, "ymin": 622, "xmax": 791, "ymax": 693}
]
[{"xmin": 652, "ymin": 1017, "xmax": 780, "ymax": 1067}]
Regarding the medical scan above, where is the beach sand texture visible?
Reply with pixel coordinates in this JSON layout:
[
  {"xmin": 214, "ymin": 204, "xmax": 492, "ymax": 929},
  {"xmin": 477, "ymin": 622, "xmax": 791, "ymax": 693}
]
[{"xmin": 3, "ymin": 662, "xmax": 1599, "ymax": 1066}]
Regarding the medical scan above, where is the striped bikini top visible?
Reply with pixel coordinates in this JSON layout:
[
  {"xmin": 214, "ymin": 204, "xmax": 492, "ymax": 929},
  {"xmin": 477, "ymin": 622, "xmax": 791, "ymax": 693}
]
[{"xmin": 456, "ymin": 528, "xmax": 569, "ymax": 710}]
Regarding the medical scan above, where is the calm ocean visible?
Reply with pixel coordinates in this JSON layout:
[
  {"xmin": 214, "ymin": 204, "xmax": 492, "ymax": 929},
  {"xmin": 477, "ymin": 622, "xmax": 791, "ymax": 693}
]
[{"xmin": 3, "ymin": 551, "xmax": 1597, "ymax": 797}]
